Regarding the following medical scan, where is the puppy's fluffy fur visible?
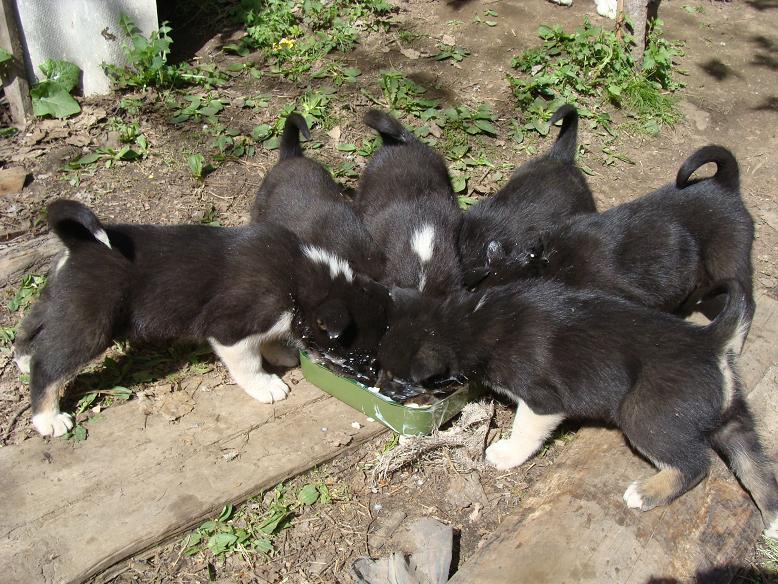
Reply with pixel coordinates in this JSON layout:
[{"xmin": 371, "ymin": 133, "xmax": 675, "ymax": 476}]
[
  {"xmin": 251, "ymin": 113, "xmax": 389, "ymax": 371},
  {"xmin": 12, "ymin": 200, "xmax": 372, "ymax": 437},
  {"xmin": 377, "ymin": 280, "xmax": 778, "ymax": 536},
  {"xmin": 459, "ymin": 104, "xmax": 596, "ymax": 289},
  {"xmin": 354, "ymin": 110, "xmax": 463, "ymax": 296},
  {"xmin": 525, "ymin": 145, "xmax": 755, "ymax": 331}
]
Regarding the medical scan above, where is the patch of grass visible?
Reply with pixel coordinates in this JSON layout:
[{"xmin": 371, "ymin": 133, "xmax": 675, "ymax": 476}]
[
  {"xmin": 508, "ymin": 18, "xmax": 684, "ymax": 136},
  {"xmin": 183, "ymin": 481, "xmax": 333, "ymax": 558},
  {"xmin": 433, "ymin": 43, "xmax": 470, "ymax": 63},
  {"xmin": 104, "ymin": 16, "xmax": 227, "ymax": 90},
  {"xmin": 169, "ymin": 94, "xmax": 225, "ymax": 124},
  {"xmin": 8, "ymin": 274, "xmax": 47, "ymax": 312},
  {"xmin": 378, "ymin": 70, "xmax": 439, "ymax": 115},
  {"xmin": 228, "ymin": 0, "xmax": 392, "ymax": 80}
]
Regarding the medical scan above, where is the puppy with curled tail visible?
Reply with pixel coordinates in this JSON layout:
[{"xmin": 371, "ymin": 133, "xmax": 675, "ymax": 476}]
[
  {"xmin": 458, "ymin": 104, "xmax": 596, "ymax": 289},
  {"xmin": 524, "ymin": 145, "xmax": 754, "ymax": 340},
  {"xmin": 355, "ymin": 109, "xmax": 463, "ymax": 298},
  {"xmin": 251, "ymin": 113, "xmax": 389, "ymax": 378}
]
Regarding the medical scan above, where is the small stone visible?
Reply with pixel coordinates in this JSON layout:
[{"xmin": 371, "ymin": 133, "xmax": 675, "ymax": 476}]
[{"xmin": 0, "ymin": 167, "xmax": 28, "ymax": 195}]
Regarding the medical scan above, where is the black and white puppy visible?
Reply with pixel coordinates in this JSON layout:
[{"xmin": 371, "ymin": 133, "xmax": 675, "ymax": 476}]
[
  {"xmin": 251, "ymin": 113, "xmax": 389, "ymax": 373},
  {"xmin": 12, "ymin": 200, "xmax": 369, "ymax": 437},
  {"xmin": 354, "ymin": 109, "xmax": 463, "ymax": 296},
  {"xmin": 377, "ymin": 280, "xmax": 778, "ymax": 537},
  {"xmin": 525, "ymin": 145, "xmax": 755, "ymax": 333},
  {"xmin": 458, "ymin": 104, "xmax": 596, "ymax": 289}
]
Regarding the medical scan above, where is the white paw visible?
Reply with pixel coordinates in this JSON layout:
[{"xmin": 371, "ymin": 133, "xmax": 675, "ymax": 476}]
[
  {"xmin": 765, "ymin": 517, "xmax": 778, "ymax": 540},
  {"xmin": 243, "ymin": 374, "xmax": 290, "ymax": 404},
  {"xmin": 32, "ymin": 411, "xmax": 74, "ymax": 438},
  {"xmin": 623, "ymin": 481, "xmax": 644, "ymax": 509},
  {"xmin": 14, "ymin": 353, "xmax": 31, "ymax": 374},
  {"xmin": 485, "ymin": 439, "xmax": 531, "ymax": 470}
]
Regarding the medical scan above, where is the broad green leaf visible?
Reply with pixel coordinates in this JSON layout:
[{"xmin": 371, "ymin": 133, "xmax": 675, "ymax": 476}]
[
  {"xmin": 297, "ymin": 484, "xmax": 319, "ymax": 505},
  {"xmin": 254, "ymin": 538, "xmax": 273, "ymax": 554},
  {"xmin": 337, "ymin": 143, "xmax": 356, "ymax": 152},
  {"xmin": 207, "ymin": 532, "xmax": 237, "ymax": 555},
  {"xmin": 39, "ymin": 59, "xmax": 81, "ymax": 91},
  {"xmin": 252, "ymin": 124, "xmax": 272, "ymax": 141},
  {"xmin": 30, "ymin": 82, "xmax": 81, "ymax": 119},
  {"xmin": 473, "ymin": 119, "xmax": 497, "ymax": 135},
  {"xmin": 0, "ymin": 48, "xmax": 12, "ymax": 65},
  {"xmin": 452, "ymin": 175, "xmax": 467, "ymax": 193}
]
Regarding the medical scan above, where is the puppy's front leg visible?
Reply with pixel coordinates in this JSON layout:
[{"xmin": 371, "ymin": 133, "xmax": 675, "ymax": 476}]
[
  {"xmin": 210, "ymin": 335, "xmax": 290, "ymax": 403},
  {"xmin": 486, "ymin": 399, "xmax": 564, "ymax": 470}
]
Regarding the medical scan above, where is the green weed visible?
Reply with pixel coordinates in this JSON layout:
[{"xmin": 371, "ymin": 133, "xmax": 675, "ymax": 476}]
[
  {"xmin": 229, "ymin": 0, "xmax": 391, "ymax": 80},
  {"xmin": 508, "ymin": 18, "xmax": 683, "ymax": 136},
  {"xmin": 170, "ymin": 94, "xmax": 225, "ymax": 124},
  {"xmin": 8, "ymin": 274, "xmax": 47, "ymax": 312},
  {"xmin": 104, "ymin": 16, "xmax": 227, "ymax": 90},
  {"xmin": 184, "ymin": 481, "xmax": 332, "ymax": 558},
  {"xmin": 379, "ymin": 71, "xmax": 439, "ymax": 114},
  {"xmin": 433, "ymin": 43, "xmax": 470, "ymax": 63},
  {"xmin": 30, "ymin": 59, "xmax": 82, "ymax": 119},
  {"xmin": 187, "ymin": 153, "xmax": 214, "ymax": 180}
]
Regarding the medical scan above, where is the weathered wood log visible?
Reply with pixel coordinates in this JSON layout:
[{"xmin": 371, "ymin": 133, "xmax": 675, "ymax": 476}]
[
  {"xmin": 0, "ymin": 375, "xmax": 386, "ymax": 583},
  {"xmin": 0, "ymin": 235, "xmax": 60, "ymax": 286}
]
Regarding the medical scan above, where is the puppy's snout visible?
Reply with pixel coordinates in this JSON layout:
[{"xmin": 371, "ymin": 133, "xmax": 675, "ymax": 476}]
[{"xmin": 327, "ymin": 329, "xmax": 341, "ymax": 340}]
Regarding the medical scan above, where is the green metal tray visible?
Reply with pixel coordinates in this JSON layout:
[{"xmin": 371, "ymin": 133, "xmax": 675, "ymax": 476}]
[{"xmin": 300, "ymin": 352, "xmax": 483, "ymax": 436}]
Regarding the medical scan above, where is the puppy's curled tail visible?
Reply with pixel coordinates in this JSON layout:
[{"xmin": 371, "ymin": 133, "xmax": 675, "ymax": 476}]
[
  {"xmin": 364, "ymin": 109, "xmax": 410, "ymax": 144},
  {"xmin": 704, "ymin": 279, "xmax": 749, "ymax": 352},
  {"xmin": 279, "ymin": 113, "xmax": 311, "ymax": 161},
  {"xmin": 675, "ymin": 145, "xmax": 739, "ymax": 191},
  {"xmin": 548, "ymin": 104, "xmax": 579, "ymax": 163},
  {"xmin": 47, "ymin": 199, "xmax": 112, "ymax": 250}
]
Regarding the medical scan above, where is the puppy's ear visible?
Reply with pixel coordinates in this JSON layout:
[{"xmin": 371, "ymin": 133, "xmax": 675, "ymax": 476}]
[
  {"xmin": 463, "ymin": 267, "xmax": 490, "ymax": 290},
  {"xmin": 389, "ymin": 286, "xmax": 419, "ymax": 305},
  {"xmin": 486, "ymin": 240, "xmax": 505, "ymax": 266}
]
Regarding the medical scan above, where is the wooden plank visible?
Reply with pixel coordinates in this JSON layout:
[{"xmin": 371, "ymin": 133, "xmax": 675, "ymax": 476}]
[
  {"xmin": 0, "ymin": 235, "xmax": 61, "ymax": 286},
  {"xmin": 0, "ymin": 372, "xmax": 386, "ymax": 584},
  {"xmin": 0, "ymin": 0, "xmax": 32, "ymax": 128},
  {"xmin": 450, "ymin": 296, "xmax": 778, "ymax": 584}
]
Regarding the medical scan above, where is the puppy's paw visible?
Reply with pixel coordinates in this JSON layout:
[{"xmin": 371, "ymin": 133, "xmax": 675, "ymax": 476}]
[
  {"xmin": 14, "ymin": 353, "xmax": 31, "ymax": 374},
  {"xmin": 623, "ymin": 481, "xmax": 644, "ymax": 509},
  {"xmin": 485, "ymin": 439, "xmax": 531, "ymax": 470},
  {"xmin": 765, "ymin": 517, "xmax": 778, "ymax": 540},
  {"xmin": 243, "ymin": 374, "xmax": 290, "ymax": 404},
  {"xmin": 32, "ymin": 411, "xmax": 74, "ymax": 438}
]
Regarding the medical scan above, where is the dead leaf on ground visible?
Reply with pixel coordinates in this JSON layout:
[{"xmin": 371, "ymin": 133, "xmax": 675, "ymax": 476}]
[
  {"xmin": 327, "ymin": 125, "xmax": 342, "ymax": 143},
  {"xmin": 325, "ymin": 430, "xmax": 352, "ymax": 447},
  {"xmin": 400, "ymin": 47, "xmax": 421, "ymax": 60},
  {"xmin": 159, "ymin": 392, "xmax": 195, "ymax": 421}
]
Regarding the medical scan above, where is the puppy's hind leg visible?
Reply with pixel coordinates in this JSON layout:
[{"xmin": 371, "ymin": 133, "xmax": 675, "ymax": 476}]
[
  {"xmin": 210, "ymin": 335, "xmax": 290, "ymax": 404},
  {"xmin": 485, "ymin": 398, "xmax": 564, "ymax": 470},
  {"xmin": 712, "ymin": 394, "xmax": 778, "ymax": 537},
  {"xmin": 260, "ymin": 340, "xmax": 300, "ymax": 368}
]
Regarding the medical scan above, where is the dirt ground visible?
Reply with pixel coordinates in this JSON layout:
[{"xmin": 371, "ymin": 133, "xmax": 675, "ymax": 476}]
[{"xmin": 1, "ymin": 0, "xmax": 778, "ymax": 582}]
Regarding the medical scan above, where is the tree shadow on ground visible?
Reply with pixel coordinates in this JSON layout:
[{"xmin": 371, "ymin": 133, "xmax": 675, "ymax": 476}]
[
  {"xmin": 753, "ymin": 96, "xmax": 778, "ymax": 112},
  {"xmin": 698, "ymin": 58, "xmax": 740, "ymax": 81},
  {"xmin": 648, "ymin": 564, "xmax": 778, "ymax": 582},
  {"xmin": 745, "ymin": 0, "xmax": 778, "ymax": 10},
  {"xmin": 751, "ymin": 35, "xmax": 778, "ymax": 71}
]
